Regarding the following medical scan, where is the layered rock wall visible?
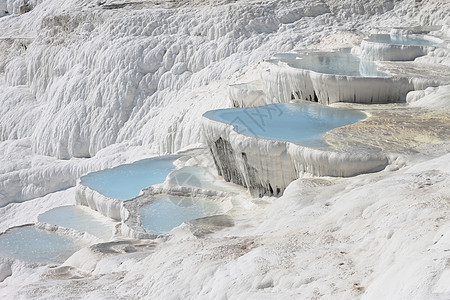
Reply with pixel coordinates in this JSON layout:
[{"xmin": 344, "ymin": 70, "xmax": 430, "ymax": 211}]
[
  {"xmin": 202, "ymin": 116, "xmax": 388, "ymax": 197},
  {"xmin": 259, "ymin": 62, "xmax": 414, "ymax": 105}
]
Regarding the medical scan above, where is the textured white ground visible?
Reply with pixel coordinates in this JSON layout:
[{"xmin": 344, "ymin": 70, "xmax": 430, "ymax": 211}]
[{"xmin": 0, "ymin": 0, "xmax": 450, "ymax": 298}]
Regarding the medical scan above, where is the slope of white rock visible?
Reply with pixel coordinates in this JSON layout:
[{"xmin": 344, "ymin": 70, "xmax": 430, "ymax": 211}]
[
  {"xmin": 0, "ymin": 0, "xmax": 448, "ymax": 206},
  {"xmin": 0, "ymin": 0, "xmax": 342, "ymax": 205},
  {"xmin": 0, "ymin": 0, "xmax": 333, "ymax": 160},
  {"xmin": 1, "ymin": 0, "xmax": 450, "ymax": 298},
  {"xmin": 75, "ymin": 183, "xmax": 123, "ymax": 220}
]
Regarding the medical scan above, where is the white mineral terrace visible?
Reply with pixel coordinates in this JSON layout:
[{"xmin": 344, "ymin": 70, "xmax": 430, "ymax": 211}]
[
  {"xmin": 202, "ymin": 107, "xmax": 387, "ymax": 197},
  {"xmin": 75, "ymin": 155, "xmax": 179, "ymax": 219},
  {"xmin": 75, "ymin": 151, "xmax": 236, "ymax": 238},
  {"xmin": 358, "ymin": 33, "xmax": 443, "ymax": 61},
  {"xmin": 259, "ymin": 50, "xmax": 450, "ymax": 105},
  {"xmin": 1, "ymin": 0, "xmax": 450, "ymax": 298}
]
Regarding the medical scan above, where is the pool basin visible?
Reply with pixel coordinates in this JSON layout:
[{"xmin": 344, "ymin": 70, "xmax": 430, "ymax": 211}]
[
  {"xmin": 139, "ymin": 196, "xmax": 222, "ymax": 234},
  {"xmin": 203, "ymin": 103, "xmax": 366, "ymax": 148},
  {"xmin": 80, "ymin": 156, "xmax": 179, "ymax": 200},
  {"xmin": 38, "ymin": 206, "xmax": 115, "ymax": 240},
  {"xmin": 0, "ymin": 226, "xmax": 86, "ymax": 264}
]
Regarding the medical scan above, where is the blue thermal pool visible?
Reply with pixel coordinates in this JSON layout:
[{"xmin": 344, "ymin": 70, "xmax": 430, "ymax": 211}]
[
  {"xmin": 80, "ymin": 156, "xmax": 179, "ymax": 200},
  {"xmin": 168, "ymin": 166, "xmax": 242, "ymax": 192},
  {"xmin": 271, "ymin": 51, "xmax": 387, "ymax": 77},
  {"xmin": 203, "ymin": 103, "xmax": 366, "ymax": 147},
  {"xmin": 366, "ymin": 34, "xmax": 437, "ymax": 47},
  {"xmin": 38, "ymin": 206, "xmax": 114, "ymax": 240},
  {"xmin": 0, "ymin": 226, "xmax": 85, "ymax": 264},
  {"xmin": 139, "ymin": 196, "xmax": 222, "ymax": 234}
]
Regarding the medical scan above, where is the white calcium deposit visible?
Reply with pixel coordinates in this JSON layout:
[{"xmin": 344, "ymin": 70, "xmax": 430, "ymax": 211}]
[
  {"xmin": 357, "ymin": 36, "xmax": 442, "ymax": 61},
  {"xmin": 201, "ymin": 115, "xmax": 388, "ymax": 197},
  {"xmin": 259, "ymin": 60, "xmax": 414, "ymax": 105},
  {"xmin": 1, "ymin": 0, "xmax": 450, "ymax": 299}
]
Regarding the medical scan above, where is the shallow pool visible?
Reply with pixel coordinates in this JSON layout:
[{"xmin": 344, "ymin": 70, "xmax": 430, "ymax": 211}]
[
  {"xmin": 38, "ymin": 206, "xmax": 114, "ymax": 240},
  {"xmin": 80, "ymin": 156, "xmax": 179, "ymax": 200},
  {"xmin": 203, "ymin": 103, "xmax": 366, "ymax": 147},
  {"xmin": 272, "ymin": 52, "xmax": 386, "ymax": 77},
  {"xmin": 168, "ymin": 166, "xmax": 244, "ymax": 193},
  {"xmin": 0, "ymin": 226, "xmax": 84, "ymax": 264},
  {"xmin": 139, "ymin": 196, "xmax": 222, "ymax": 234},
  {"xmin": 366, "ymin": 34, "xmax": 437, "ymax": 47}
]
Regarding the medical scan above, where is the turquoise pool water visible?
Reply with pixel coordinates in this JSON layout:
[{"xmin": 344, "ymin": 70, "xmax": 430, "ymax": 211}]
[
  {"xmin": 80, "ymin": 156, "xmax": 179, "ymax": 200},
  {"xmin": 203, "ymin": 103, "xmax": 366, "ymax": 147},
  {"xmin": 139, "ymin": 196, "xmax": 222, "ymax": 234},
  {"xmin": 0, "ymin": 226, "xmax": 84, "ymax": 264},
  {"xmin": 38, "ymin": 206, "xmax": 114, "ymax": 240},
  {"xmin": 367, "ymin": 34, "xmax": 437, "ymax": 47},
  {"xmin": 168, "ymin": 166, "xmax": 243, "ymax": 193},
  {"xmin": 272, "ymin": 52, "xmax": 387, "ymax": 77}
]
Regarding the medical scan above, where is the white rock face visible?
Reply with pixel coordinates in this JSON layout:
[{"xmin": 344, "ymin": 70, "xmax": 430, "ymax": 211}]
[
  {"xmin": 1, "ymin": 0, "xmax": 450, "ymax": 299},
  {"xmin": 2, "ymin": 150, "xmax": 450, "ymax": 299},
  {"xmin": 1, "ymin": 0, "xmax": 448, "ymax": 205},
  {"xmin": 359, "ymin": 39, "xmax": 434, "ymax": 61},
  {"xmin": 202, "ymin": 116, "xmax": 388, "ymax": 197},
  {"xmin": 415, "ymin": 46, "xmax": 450, "ymax": 66},
  {"xmin": 407, "ymin": 84, "xmax": 450, "ymax": 109},
  {"xmin": 356, "ymin": 31, "xmax": 444, "ymax": 62},
  {"xmin": 0, "ymin": 0, "xmax": 393, "ymax": 205},
  {"xmin": 0, "ymin": 0, "xmax": 332, "ymax": 161},
  {"xmin": 260, "ymin": 60, "xmax": 414, "ymax": 105}
]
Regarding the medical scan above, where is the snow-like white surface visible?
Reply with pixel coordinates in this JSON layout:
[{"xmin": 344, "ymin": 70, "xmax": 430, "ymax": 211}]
[
  {"xmin": 1, "ymin": 0, "xmax": 450, "ymax": 298},
  {"xmin": 1, "ymin": 151, "xmax": 449, "ymax": 299}
]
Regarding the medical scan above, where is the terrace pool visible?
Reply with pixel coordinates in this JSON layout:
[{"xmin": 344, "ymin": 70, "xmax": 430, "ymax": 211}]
[
  {"xmin": 272, "ymin": 51, "xmax": 387, "ymax": 77},
  {"xmin": 38, "ymin": 206, "xmax": 114, "ymax": 240},
  {"xmin": 139, "ymin": 196, "xmax": 222, "ymax": 234},
  {"xmin": 80, "ymin": 156, "xmax": 179, "ymax": 200},
  {"xmin": 0, "ymin": 226, "xmax": 85, "ymax": 264},
  {"xmin": 366, "ymin": 34, "xmax": 437, "ymax": 47},
  {"xmin": 203, "ymin": 103, "xmax": 366, "ymax": 147}
]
